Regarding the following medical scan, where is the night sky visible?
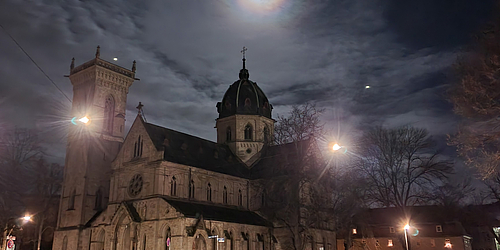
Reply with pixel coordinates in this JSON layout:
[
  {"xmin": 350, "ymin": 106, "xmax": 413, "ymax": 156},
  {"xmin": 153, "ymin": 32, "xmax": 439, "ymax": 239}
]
[{"xmin": 0, "ymin": 0, "xmax": 496, "ymax": 166}]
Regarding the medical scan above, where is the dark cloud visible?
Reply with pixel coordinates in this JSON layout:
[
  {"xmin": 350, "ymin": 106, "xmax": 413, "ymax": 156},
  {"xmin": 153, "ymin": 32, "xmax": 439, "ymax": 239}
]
[{"xmin": 0, "ymin": 0, "xmax": 493, "ymax": 166}]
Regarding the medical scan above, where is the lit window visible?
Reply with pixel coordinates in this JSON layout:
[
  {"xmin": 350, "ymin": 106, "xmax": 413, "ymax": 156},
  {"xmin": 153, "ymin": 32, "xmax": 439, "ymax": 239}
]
[
  {"xmin": 352, "ymin": 229, "xmax": 357, "ymax": 234},
  {"xmin": 444, "ymin": 239, "xmax": 452, "ymax": 248},
  {"xmin": 388, "ymin": 240, "xmax": 393, "ymax": 247},
  {"xmin": 436, "ymin": 225, "xmax": 442, "ymax": 232},
  {"xmin": 389, "ymin": 227, "xmax": 395, "ymax": 233}
]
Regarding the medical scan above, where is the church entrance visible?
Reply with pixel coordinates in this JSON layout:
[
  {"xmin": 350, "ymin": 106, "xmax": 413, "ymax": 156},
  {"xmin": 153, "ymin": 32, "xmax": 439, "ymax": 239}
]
[{"xmin": 192, "ymin": 235, "xmax": 207, "ymax": 250}]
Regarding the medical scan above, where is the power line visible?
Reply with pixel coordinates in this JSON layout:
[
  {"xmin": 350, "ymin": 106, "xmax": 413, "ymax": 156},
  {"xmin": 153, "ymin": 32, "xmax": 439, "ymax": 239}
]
[{"xmin": 0, "ymin": 23, "xmax": 72, "ymax": 103}]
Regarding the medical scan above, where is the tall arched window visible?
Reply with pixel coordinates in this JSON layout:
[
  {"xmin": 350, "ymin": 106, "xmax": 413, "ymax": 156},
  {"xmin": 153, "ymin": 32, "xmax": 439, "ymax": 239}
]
[
  {"xmin": 170, "ymin": 176, "xmax": 177, "ymax": 196},
  {"xmin": 94, "ymin": 188, "xmax": 103, "ymax": 210},
  {"xmin": 165, "ymin": 227, "xmax": 171, "ymax": 250},
  {"xmin": 68, "ymin": 189, "xmax": 76, "ymax": 210},
  {"xmin": 189, "ymin": 180, "xmax": 195, "ymax": 199},
  {"xmin": 62, "ymin": 236, "xmax": 68, "ymax": 250},
  {"xmin": 223, "ymin": 186, "xmax": 228, "ymax": 204},
  {"xmin": 103, "ymin": 95, "xmax": 115, "ymax": 134},
  {"xmin": 207, "ymin": 183, "xmax": 212, "ymax": 202},
  {"xmin": 263, "ymin": 126, "xmax": 270, "ymax": 143},
  {"xmin": 261, "ymin": 189, "xmax": 266, "ymax": 207},
  {"xmin": 238, "ymin": 189, "xmax": 242, "ymax": 206},
  {"xmin": 226, "ymin": 127, "xmax": 232, "ymax": 142},
  {"xmin": 244, "ymin": 124, "xmax": 252, "ymax": 140},
  {"xmin": 134, "ymin": 136, "xmax": 143, "ymax": 158}
]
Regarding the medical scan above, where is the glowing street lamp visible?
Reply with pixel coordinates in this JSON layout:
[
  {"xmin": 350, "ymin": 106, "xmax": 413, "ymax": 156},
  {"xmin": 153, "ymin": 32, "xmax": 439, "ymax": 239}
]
[
  {"xmin": 332, "ymin": 143, "xmax": 342, "ymax": 151},
  {"xmin": 71, "ymin": 116, "xmax": 91, "ymax": 125},
  {"xmin": 404, "ymin": 224, "xmax": 410, "ymax": 250},
  {"xmin": 22, "ymin": 215, "xmax": 31, "ymax": 223}
]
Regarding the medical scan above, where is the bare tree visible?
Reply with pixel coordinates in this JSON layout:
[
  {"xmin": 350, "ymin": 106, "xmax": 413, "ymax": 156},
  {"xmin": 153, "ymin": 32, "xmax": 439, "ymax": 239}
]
[
  {"xmin": 356, "ymin": 126, "xmax": 454, "ymax": 208},
  {"xmin": 448, "ymin": 9, "xmax": 500, "ymax": 198},
  {"xmin": 273, "ymin": 103, "xmax": 324, "ymax": 145}
]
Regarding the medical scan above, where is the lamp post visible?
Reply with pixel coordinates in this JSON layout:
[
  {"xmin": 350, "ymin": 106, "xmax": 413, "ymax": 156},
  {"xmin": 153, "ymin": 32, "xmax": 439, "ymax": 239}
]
[
  {"xmin": 404, "ymin": 224, "xmax": 410, "ymax": 250},
  {"xmin": 2, "ymin": 215, "xmax": 31, "ymax": 250}
]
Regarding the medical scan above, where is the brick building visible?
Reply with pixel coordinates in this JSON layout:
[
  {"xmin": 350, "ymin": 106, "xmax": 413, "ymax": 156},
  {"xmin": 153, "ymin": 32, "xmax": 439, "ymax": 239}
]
[{"xmin": 51, "ymin": 47, "xmax": 335, "ymax": 250}]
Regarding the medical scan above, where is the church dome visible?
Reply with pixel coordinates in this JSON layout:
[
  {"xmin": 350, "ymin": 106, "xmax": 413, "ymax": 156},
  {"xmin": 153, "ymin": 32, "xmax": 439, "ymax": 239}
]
[{"xmin": 217, "ymin": 59, "xmax": 272, "ymax": 119}]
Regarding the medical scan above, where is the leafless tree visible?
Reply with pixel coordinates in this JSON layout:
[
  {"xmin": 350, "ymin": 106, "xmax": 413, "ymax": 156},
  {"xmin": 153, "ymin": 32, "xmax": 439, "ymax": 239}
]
[
  {"xmin": 448, "ymin": 8, "xmax": 500, "ymax": 199},
  {"xmin": 273, "ymin": 103, "xmax": 324, "ymax": 145},
  {"xmin": 356, "ymin": 126, "xmax": 454, "ymax": 208}
]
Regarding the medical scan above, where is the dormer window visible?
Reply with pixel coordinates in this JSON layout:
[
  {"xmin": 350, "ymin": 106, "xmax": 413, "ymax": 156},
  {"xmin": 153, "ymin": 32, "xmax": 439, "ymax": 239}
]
[
  {"xmin": 133, "ymin": 136, "xmax": 143, "ymax": 158},
  {"xmin": 244, "ymin": 124, "xmax": 252, "ymax": 140},
  {"xmin": 244, "ymin": 98, "xmax": 251, "ymax": 107},
  {"xmin": 226, "ymin": 127, "xmax": 232, "ymax": 142},
  {"xmin": 436, "ymin": 225, "xmax": 442, "ymax": 232}
]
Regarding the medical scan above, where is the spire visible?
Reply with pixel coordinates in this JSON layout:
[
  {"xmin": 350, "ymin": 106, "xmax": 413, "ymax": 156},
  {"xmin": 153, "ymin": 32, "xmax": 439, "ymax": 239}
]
[
  {"xmin": 70, "ymin": 57, "xmax": 75, "ymax": 71},
  {"xmin": 95, "ymin": 45, "xmax": 100, "ymax": 58},
  {"xmin": 239, "ymin": 47, "xmax": 249, "ymax": 80},
  {"xmin": 132, "ymin": 60, "xmax": 136, "ymax": 73}
]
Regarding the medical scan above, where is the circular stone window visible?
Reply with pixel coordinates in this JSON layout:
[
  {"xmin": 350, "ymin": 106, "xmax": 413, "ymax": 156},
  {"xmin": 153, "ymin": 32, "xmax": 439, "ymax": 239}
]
[
  {"xmin": 128, "ymin": 174, "xmax": 143, "ymax": 197},
  {"xmin": 246, "ymin": 148, "xmax": 252, "ymax": 154}
]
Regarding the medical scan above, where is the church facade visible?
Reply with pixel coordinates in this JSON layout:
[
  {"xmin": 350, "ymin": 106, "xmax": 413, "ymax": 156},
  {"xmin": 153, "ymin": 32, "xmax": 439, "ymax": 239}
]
[{"xmin": 52, "ymin": 47, "xmax": 335, "ymax": 250}]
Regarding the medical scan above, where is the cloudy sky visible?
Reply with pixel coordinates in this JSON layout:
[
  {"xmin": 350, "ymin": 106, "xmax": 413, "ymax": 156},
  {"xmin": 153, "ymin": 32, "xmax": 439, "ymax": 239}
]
[{"xmin": 0, "ymin": 0, "xmax": 495, "ymax": 163}]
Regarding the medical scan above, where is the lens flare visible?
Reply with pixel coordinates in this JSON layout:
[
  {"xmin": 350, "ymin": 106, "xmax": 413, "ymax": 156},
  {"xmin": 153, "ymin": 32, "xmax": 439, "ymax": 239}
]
[{"xmin": 79, "ymin": 116, "xmax": 90, "ymax": 124}]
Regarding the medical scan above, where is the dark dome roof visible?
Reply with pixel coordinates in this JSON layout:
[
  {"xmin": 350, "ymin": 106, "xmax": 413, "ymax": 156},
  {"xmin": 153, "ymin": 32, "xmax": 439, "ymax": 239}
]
[{"xmin": 217, "ymin": 62, "xmax": 272, "ymax": 119}]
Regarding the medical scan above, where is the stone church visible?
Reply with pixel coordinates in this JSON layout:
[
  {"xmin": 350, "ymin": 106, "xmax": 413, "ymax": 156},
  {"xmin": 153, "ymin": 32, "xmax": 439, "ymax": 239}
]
[{"xmin": 52, "ymin": 47, "xmax": 335, "ymax": 250}]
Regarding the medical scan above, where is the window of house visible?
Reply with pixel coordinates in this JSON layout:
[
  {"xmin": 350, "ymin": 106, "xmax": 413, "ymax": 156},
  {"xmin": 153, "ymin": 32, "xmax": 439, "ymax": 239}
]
[
  {"xmin": 352, "ymin": 228, "xmax": 357, "ymax": 234},
  {"xmin": 244, "ymin": 124, "xmax": 252, "ymax": 140},
  {"xmin": 207, "ymin": 183, "xmax": 212, "ymax": 201},
  {"xmin": 388, "ymin": 240, "xmax": 393, "ymax": 247},
  {"xmin": 389, "ymin": 227, "xmax": 395, "ymax": 233},
  {"xmin": 170, "ymin": 176, "xmax": 177, "ymax": 196},
  {"xmin": 444, "ymin": 239, "xmax": 452, "ymax": 248},
  {"xmin": 436, "ymin": 225, "xmax": 442, "ymax": 232},
  {"xmin": 165, "ymin": 227, "xmax": 171, "ymax": 250},
  {"xmin": 223, "ymin": 186, "xmax": 228, "ymax": 204}
]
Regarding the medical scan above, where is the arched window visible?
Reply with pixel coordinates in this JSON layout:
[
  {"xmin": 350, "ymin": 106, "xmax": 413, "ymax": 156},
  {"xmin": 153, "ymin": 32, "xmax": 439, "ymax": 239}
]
[
  {"xmin": 62, "ymin": 236, "xmax": 68, "ymax": 250},
  {"xmin": 244, "ymin": 98, "xmax": 251, "ymax": 107},
  {"xmin": 189, "ymin": 180, "xmax": 195, "ymax": 199},
  {"xmin": 223, "ymin": 186, "xmax": 228, "ymax": 204},
  {"xmin": 133, "ymin": 136, "xmax": 143, "ymax": 158},
  {"xmin": 263, "ymin": 126, "xmax": 270, "ymax": 143},
  {"xmin": 165, "ymin": 227, "xmax": 171, "ymax": 250},
  {"xmin": 94, "ymin": 188, "xmax": 103, "ymax": 210},
  {"xmin": 238, "ymin": 189, "xmax": 242, "ymax": 206},
  {"xmin": 170, "ymin": 176, "xmax": 177, "ymax": 196},
  {"xmin": 226, "ymin": 127, "xmax": 232, "ymax": 142},
  {"xmin": 257, "ymin": 234, "xmax": 265, "ymax": 250},
  {"xmin": 143, "ymin": 235, "xmax": 147, "ymax": 250},
  {"xmin": 207, "ymin": 183, "xmax": 212, "ymax": 201},
  {"xmin": 244, "ymin": 124, "xmax": 252, "ymax": 140},
  {"xmin": 103, "ymin": 95, "xmax": 115, "ymax": 134},
  {"xmin": 68, "ymin": 189, "xmax": 76, "ymax": 210}
]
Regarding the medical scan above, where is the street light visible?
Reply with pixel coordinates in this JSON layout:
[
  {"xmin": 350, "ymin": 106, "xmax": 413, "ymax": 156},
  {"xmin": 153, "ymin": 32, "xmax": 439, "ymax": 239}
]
[
  {"xmin": 332, "ymin": 143, "xmax": 342, "ymax": 151},
  {"xmin": 404, "ymin": 224, "xmax": 410, "ymax": 250},
  {"xmin": 71, "ymin": 116, "xmax": 91, "ymax": 125},
  {"xmin": 2, "ymin": 215, "xmax": 32, "ymax": 250}
]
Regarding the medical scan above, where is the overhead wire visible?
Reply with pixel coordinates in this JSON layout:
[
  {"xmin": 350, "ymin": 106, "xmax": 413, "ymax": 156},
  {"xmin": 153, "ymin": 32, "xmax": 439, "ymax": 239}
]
[{"xmin": 0, "ymin": 23, "xmax": 72, "ymax": 103}]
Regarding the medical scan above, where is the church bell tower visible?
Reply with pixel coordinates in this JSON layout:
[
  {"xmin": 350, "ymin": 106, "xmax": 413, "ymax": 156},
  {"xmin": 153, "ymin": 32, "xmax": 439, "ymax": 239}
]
[
  {"xmin": 216, "ymin": 48, "xmax": 274, "ymax": 166},
  {"xmin": 53, "ymin": 46, "xmax": 137, "ymax": 250}
]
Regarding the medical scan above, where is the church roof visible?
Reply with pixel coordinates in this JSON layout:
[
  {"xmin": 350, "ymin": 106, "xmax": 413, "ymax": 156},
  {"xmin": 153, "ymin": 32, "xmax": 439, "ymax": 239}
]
[
  {"xmin": 163, "ymin": 197, "xmax": 272, "ymax": 227},
  {"xmin": 216, "ymin": 59, "xmax": 272, "ymax": 119},
  {"xmin": 143, "ymin": 122, "xmax": 251, "ymax": 178}
]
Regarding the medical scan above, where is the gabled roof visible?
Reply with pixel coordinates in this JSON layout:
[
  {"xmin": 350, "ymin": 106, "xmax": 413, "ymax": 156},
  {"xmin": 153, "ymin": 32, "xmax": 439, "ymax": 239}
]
[
  {"xmin": 143, "ymin": 122, "xmax": 250, "ymax": 178},
  {"xmin": 163, "ymin": 197, "xmax": 271, "ymax": 227}
]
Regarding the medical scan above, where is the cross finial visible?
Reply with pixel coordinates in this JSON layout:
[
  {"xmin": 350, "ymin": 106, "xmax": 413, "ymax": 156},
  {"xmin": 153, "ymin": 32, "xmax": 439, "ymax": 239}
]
[
  {"xmin": 136, "ymin": 102, "xmax": 144, "ymax": 113},
  {"xmin": 241, "ymin": 46, "xmax": 247, "ymax": 59},
  {"xmin": 240, "ymin": 46, "xmax": 247, "ymax": 69}
]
